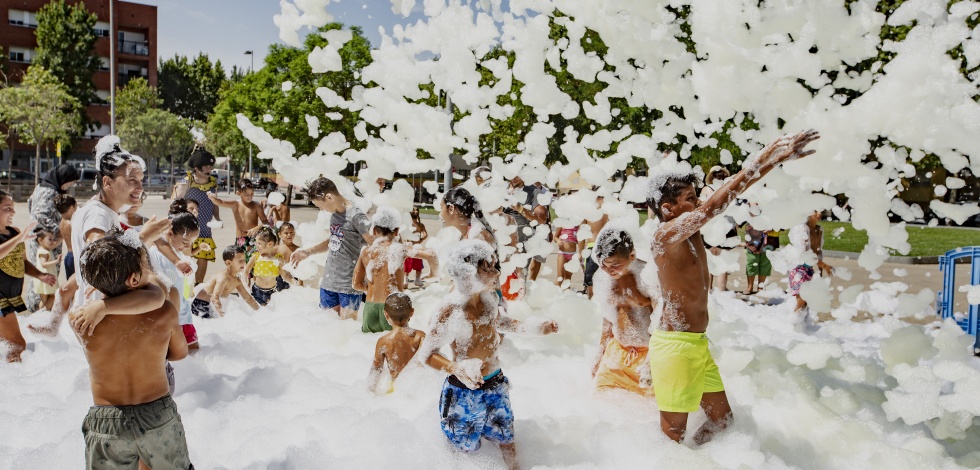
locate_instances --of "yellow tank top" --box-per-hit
[252,255,281,278]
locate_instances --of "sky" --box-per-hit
[138,0,426,74]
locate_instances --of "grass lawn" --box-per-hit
[423,205,976,257]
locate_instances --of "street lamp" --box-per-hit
[244,50,254,181]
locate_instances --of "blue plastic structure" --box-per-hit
[936,246,980,352]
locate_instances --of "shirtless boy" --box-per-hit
[420,239,558,470]
[55,194,77,279]
[647,130,819,444]
[192,245,260,318]
[353,206,406,333]
[368,292,425,394]
[209,179,268,248]
[73,233,193,469]
[591,227,656,398]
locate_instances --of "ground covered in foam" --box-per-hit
[2,282,979,469]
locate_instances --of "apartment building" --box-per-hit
[0,0,157,168]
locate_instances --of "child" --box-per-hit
[352,206,406,333]
[73,233,193,469]
[279,222,300,253]
[245,226,289,306]
[265,189,290,226]
[743,223,771,295]
[419,239,558,470]
[402,207,427,288]
[209,179,269,256]
[0,193,56,362]
[193,245,260,318]
[33,227,63,312]
[368,292,425,394]
[553,224,580,287]
[788,211,833,313]
[55,194,77,279]
[646,130,818,444]
[591,227,656,398]
[149,210,201,350]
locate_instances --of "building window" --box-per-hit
[99,57,111,71]
[8,47,32,64]
[8,9,37,28]
[93,21,110,37]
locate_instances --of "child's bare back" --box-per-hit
[355,240,405,303]
[376,327,425,380]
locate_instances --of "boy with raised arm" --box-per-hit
[646,131,819,445]
[208,179,268,255]
[420,239,558,470]
[73,232,193,469]
[368,292,425,394]
[591,227,656,398]
[352,206,406,333]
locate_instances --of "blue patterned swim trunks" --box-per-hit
[438,370,514,452]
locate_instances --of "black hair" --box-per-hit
[170,212,200,235]
[373,225,396,237]
[237,179,254,192]
[54,194,77,214]
[384,292,413,325]
[254,225,278,244]
[169,198,189,216]
[94,140,142,191]
[0,190,11,203]
[81,229,148,298]
[305,177,340,201]
[647,173,699,221]
[186,199,199,208]
[593,229,634,264]
[444,187,497,249]
[222,244,244,262]
[279,221,294,232]
[187,144,216,170]
[33,226,59,241]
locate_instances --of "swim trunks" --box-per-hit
[361,301,392,333]
[596,339,655,398]
[403,257,424,273]
[649,330,725,413]
[181,324,198,347]
[319,289,362,311]
[82,394,194,470]
[745,251,772,277]
[64,251,75,279]
[191,298,216,318]
[439,371,514,452]
[789,264,815,295]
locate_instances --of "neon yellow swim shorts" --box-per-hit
[649,330,725,413]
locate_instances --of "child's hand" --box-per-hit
[247,225,262,237]
[19,221,38,242]
[540,320,558,335]
[199,243,212,252]
[290,249,309,265]
[817,261,834,277]
[140,216,171,243]
[69,301,108,337]
[452,358,484,390]
[39,273,56,286]
[176,260,193,275]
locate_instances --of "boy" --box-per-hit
[54,194,77,279]
[368,292,425,394]
[352,206,405,333]
[590,227,656,398]
[290,177,374,320]
[193,245,260,318]
[73,232,193,469]
[743,223,771,295]
[788,211,833,313]
[419,239,558,470]
[646,130,818,445]
[208,179,268,255]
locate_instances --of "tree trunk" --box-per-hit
[286,184,294,207]
[35,142,41,187]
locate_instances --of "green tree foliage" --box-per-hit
[33,0,100,134]
[118,108,194,174]
[206,24,373,168]
[159,53,227,121]
[0,66,78,185]
[116,77,162,124]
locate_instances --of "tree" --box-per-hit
[0,66,78,185]
[116,77,162,124]
[118,108,194,183]
[159,54,226,121]
[33,0,100,136]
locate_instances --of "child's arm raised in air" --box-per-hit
[367,337,388,394]
[352,251,369,293]
[70,281,167,336]
[655,131,819,250]
[207,193,238,208]
[0,221,37,260]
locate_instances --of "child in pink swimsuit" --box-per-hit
[554,226,579,287]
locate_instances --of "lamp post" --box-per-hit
[245,50,253,181]
[109,0,116,134]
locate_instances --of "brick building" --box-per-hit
[1,0,157,170]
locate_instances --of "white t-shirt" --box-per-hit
[71,198,120,305]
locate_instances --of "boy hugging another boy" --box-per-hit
[368,292,425,394]
[74,231,193,469]
[420,239,558,470]
[646,131,818,445]
[353,206,406,333]
[590,227,656,398]
[192,245,260,318]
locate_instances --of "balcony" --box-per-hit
[7,19,37,29]
[117,39,149,56]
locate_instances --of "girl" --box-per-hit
[402,207,428,288]
[34,228,63,311]
[553,224,580,287]
[246,227,289,306]
[0,192,56,362]
[149,208,201,350]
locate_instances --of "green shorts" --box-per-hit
[649,330,725,413]
[745,251,772,276]
[82,394,193,469]
[361,301,392,333]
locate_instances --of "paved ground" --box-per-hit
[16,193,974,316]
